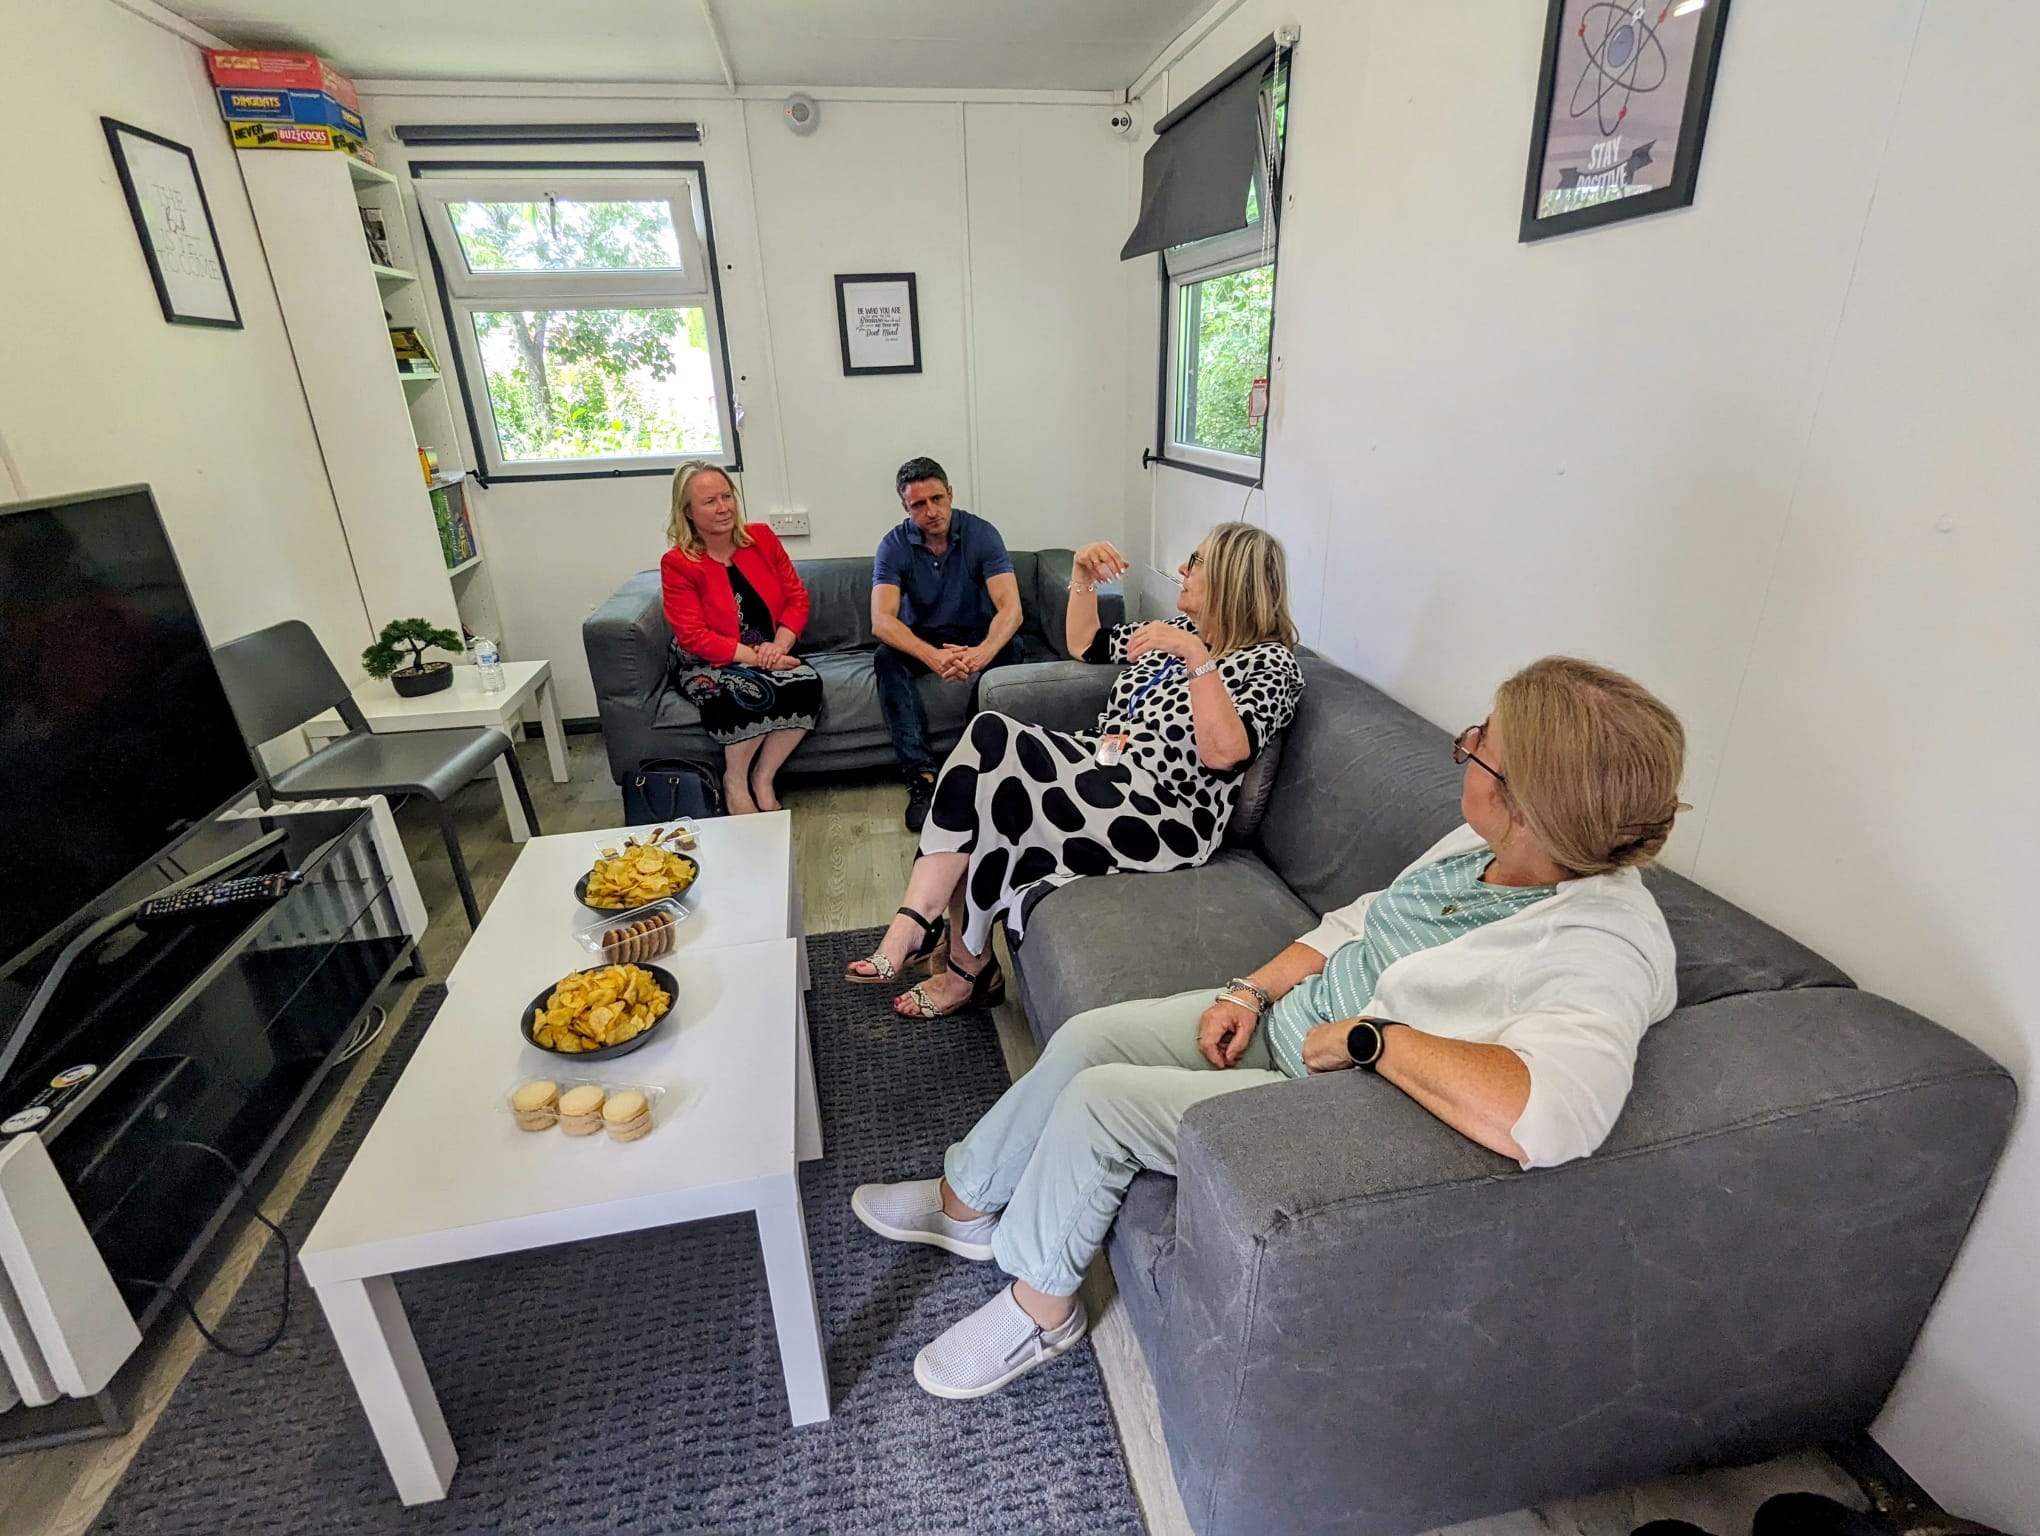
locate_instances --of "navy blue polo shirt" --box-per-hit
[872,507,1015,634]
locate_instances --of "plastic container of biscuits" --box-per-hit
[573,897,689,965]
[501,1077,668,1141]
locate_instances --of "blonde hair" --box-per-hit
[1491,656,1688,876]
[666,461,754,558]
[1195,521,1298,658]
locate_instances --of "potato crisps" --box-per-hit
[583,845,696,909]
[531,965,671,1053]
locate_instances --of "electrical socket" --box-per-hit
[767,509,811,536]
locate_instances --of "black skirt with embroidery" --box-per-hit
[672,561,821,745]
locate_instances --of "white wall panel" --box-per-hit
[1130,1,2038,1520]
[0,0,371,662]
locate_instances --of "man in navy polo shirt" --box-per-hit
[872,456,1025,831]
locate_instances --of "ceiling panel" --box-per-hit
[165,0,1206,90]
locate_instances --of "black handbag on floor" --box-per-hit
[622,759,724,822]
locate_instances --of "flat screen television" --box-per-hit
[0,485,257,974]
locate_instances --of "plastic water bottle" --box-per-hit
[474,637,505,693]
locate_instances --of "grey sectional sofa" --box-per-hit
[976,655,2015,1536]
[581,548,1121,784]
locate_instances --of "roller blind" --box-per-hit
[1119,44,1275,262]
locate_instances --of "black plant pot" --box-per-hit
[390,661,454,698]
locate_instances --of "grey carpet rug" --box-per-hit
[92,930,1143,1534]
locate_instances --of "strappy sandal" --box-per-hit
[896,954,1007,1019]
[845,906,948,984]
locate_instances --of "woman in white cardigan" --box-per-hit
[852,655,1690,1400]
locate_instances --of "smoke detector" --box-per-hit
[783,93,820,136]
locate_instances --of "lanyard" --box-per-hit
[1117,657,1182,722]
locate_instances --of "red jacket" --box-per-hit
[660,524,811,667]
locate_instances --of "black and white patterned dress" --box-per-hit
[921,615,1303,954]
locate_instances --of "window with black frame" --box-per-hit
[1122,45,1291,483]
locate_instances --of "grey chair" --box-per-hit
[211,620,539,929]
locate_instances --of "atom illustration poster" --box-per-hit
[1520,0,1731,241]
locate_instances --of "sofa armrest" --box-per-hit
[978,659,1121,736]
[1148,987,2015,1534]
[582,571,670,784]
[1032,549,1125,659]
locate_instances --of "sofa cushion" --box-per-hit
[801,649,976,751]
[791,558,877,653]
[1221,729,1285,847]
[1254,658,1465,916]
[1011,848,1318,1044]
[1642,866,1855,1004]
[1105,1171,1177,1339]
[1005,549,1041,650]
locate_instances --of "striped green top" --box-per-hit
[1265,850,1557,1078]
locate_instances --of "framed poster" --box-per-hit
[835,273,921,376]
[1519,0,1732,243]
[101,118,242,328]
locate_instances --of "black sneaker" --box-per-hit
[904,773,936,833]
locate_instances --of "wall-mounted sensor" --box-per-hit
[1108,107,1137,137]
[784,93,820,136]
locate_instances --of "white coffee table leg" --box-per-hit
[537,675,569,783]
[315,1274,458,1504]
[492,725,532,843]
[756,1180,830,1425]
[795,995,823,1163]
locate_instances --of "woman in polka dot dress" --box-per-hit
[846,521,1303,1018]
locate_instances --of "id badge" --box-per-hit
[1094,732,1128,767]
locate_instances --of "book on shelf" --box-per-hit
[359,206,394,267]
[389,325,435,373]
[430,483,477,568]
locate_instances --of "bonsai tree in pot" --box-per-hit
[362,618,465,697]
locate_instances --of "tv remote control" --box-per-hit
[137,871,303,923]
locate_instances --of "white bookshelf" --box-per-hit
[238,150,500,647]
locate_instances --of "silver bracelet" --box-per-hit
[1223,977,1272,1014]
[1071,581,1098,594]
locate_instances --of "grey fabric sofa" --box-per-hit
[977,656,2015,1536]
[581,549,1121,783]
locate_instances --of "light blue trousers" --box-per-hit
[942,989,1286,1296]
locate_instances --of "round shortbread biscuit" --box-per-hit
[514,1109,556,1132]
[558,1085,605,1118]
[559,1114,603,1137]
[602,1089,649,1124]
[606,1115,652,1143]
[511,1080,559,1113]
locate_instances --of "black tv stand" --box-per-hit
[0,806,416,1454]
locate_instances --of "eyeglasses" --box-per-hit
[1453,722,1505,785]
[1184,551,1205,570]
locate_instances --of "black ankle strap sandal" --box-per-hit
[845,907,948,984]
[896,954,1007,1019]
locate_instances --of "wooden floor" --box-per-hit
[0,737,1863,1536]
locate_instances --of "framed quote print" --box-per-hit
[1519,0,1732,242]
[101,118,242,327]
[834,273,921,376]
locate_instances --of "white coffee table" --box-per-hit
[304,659,567,842]
[448,813,807,996]
[301,816,825,1506]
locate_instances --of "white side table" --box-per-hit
[305,659,568,842]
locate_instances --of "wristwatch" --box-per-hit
[1344,1017,1404,1073]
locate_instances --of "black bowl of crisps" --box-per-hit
[521,963,679,1061]
[576,849,700,913]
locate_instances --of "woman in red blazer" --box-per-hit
[661,463,821,814]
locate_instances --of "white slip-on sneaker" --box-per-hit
[851,1178,998,1261]
[913,1284,1088,1400]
